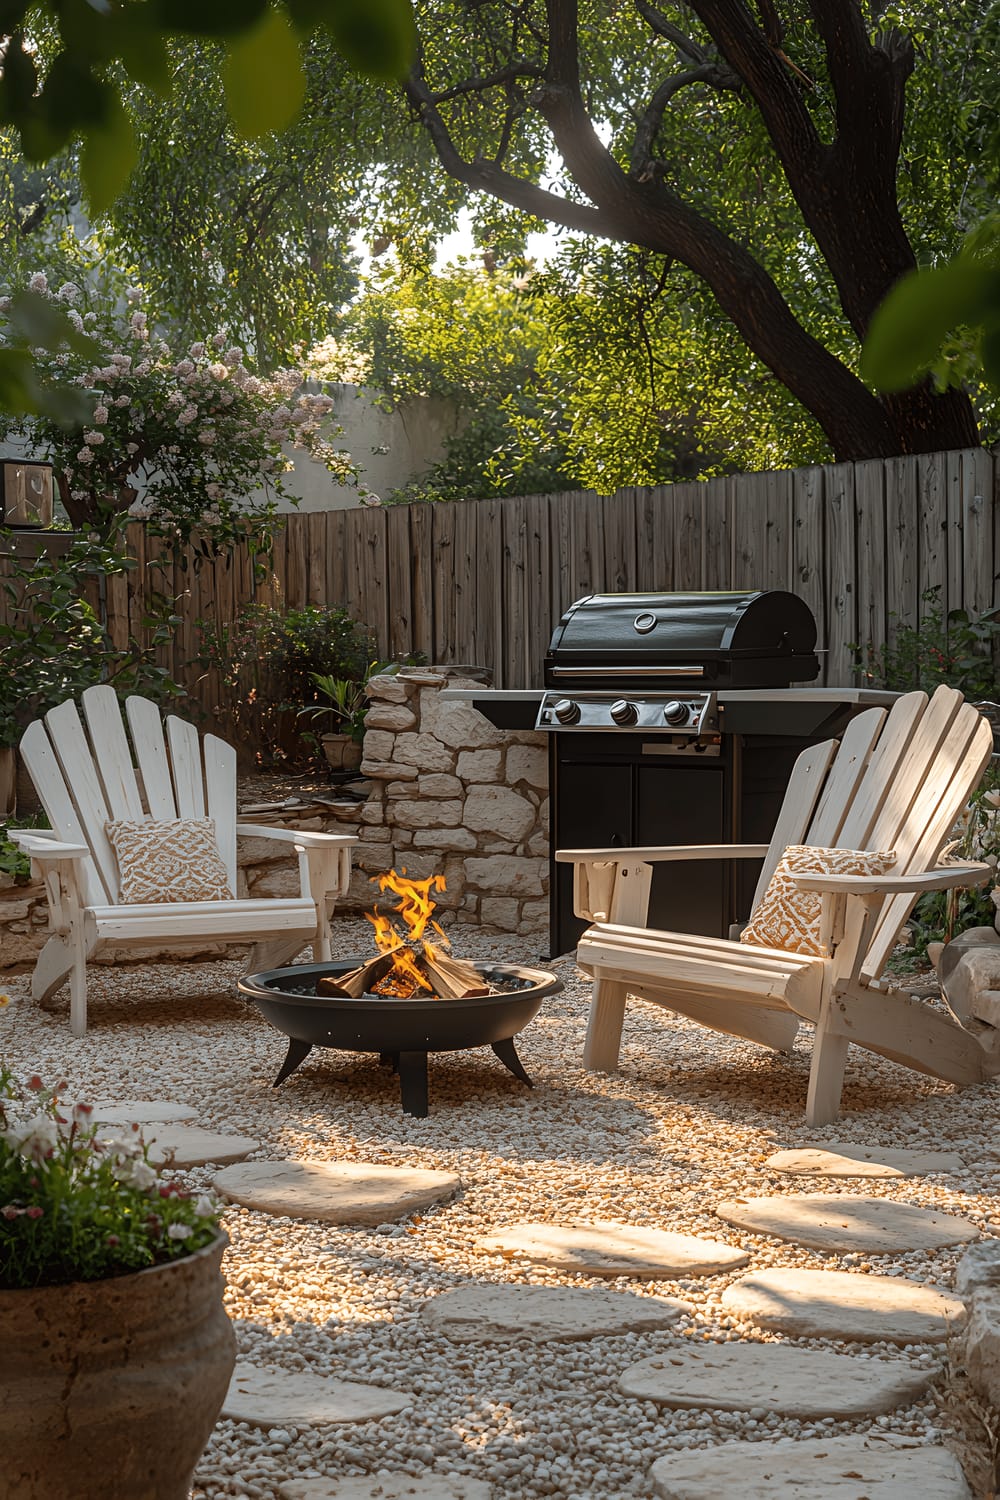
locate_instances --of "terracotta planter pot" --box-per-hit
[321,732,364,772]
[0,1232,236,1500]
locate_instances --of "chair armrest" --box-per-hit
[790,862,992,896]
[8,833,89,860]
[236,824,358,849]
[555,843,770,864]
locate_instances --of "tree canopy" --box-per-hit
[401,0,998,460]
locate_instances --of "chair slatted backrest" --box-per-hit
[18,689,239,906]
[749,687,993,983]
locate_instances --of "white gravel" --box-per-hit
[2,917,997,1498]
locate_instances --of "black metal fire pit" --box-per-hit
[238,959,562,1116]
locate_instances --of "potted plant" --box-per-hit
[299,661,399,771]
[0,1066,236,1499]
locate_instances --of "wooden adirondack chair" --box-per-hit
[556,685,1000,1124]
[10,686,357,1036]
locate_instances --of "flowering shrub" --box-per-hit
[0,272,364,548]
[0,1064,222,1288]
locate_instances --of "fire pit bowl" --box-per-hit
[238,959,563,1116]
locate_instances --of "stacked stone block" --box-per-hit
[356,670,549,934]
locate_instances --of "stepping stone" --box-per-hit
[714,1194,978,1253]
[651,1434,971,1497]
[90,1099,198,1124]
[619,1343,937,1417]
[124,1123,258,1168]
[280,1479,492,1500]
[477,1221,748,1278]
[767,1146,966,1178]
[721,1268,966,1343]
[421,1285,691,1343]
[222,1362,409,1427]
[213,1160,461,1225]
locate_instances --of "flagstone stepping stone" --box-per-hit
[213,1160,461,1225]
[421,1284,691,1342]
[222,1363,409,1427]
[91,1099,198,1124]
[477,1221,749,1278]
[122,1123,258,1168]
[650,1435,971,1497]
[714,1194,978,1253]
[767,1146,966,1178]
[280,1479,492,1500]
[619,1343,937,1417]
[721,1268,966,1343]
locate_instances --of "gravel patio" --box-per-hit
[3,918,997,1499]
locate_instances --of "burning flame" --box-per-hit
[367,869,450,997]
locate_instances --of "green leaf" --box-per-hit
[325,0,416,80]
[861,262,1000,391]
[981,324,1000,390]
[80,102,139,216]
[110,20,173,95]
[7,291,101,362]
[0,348,42,415]
[223,9,306,137]
[40,53,110,132]
[157,0,268,36]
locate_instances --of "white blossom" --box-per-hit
[198,430,216,446]
[56,281,81,304]
[28,272,48,292]
[189,342,206,359]
[77,447,94,464]
[194,1195,217,1217]
[83,430,105,446]
[167,1222,193,1240]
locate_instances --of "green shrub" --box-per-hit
[853,586,1000,700]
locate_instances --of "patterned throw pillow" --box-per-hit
[105,817,233,904]
[740,844,896,956]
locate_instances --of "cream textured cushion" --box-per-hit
[106,817,233,904]
[740,844,896,956]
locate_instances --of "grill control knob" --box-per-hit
[610,698,639,726]
[662,699,689,725]
[553,697,581,724]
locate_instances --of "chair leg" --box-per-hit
[312,899,333,963]
[246,937,309,974]
[583,975,629,1072]
[68,926,88,1038]
[31,935,75,1009]
[806,1025,850,1126]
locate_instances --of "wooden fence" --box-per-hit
[4,447,998,729]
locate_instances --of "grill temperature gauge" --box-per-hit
[662,699,689,725]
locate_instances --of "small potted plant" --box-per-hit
[0,1065,236,1499]
[299,661,397,771]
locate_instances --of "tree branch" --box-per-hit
[631,64,739,176]
[429,61,546,105]
[403,57,610,238]
[633,0,709,64]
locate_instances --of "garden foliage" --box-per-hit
[0,1066,222,1289]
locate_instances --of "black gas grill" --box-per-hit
[445,589,893,956]
[534,591,885,955]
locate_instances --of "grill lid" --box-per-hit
[545,590,819,688]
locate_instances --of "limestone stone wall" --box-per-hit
[0,668,550,971]
[354,669,549,934]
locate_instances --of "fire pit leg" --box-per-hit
[272,1037,313,1087]
[491,1037,533,1088]
[397,1051,429,1117]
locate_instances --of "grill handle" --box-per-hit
[548,664,705,678]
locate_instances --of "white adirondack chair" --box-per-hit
[10,686,357,1036]
[556,685,1000,1124]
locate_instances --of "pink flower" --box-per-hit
[25,1206,43,1220]
[189,342,206,359]
[1,1205,19,1220]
